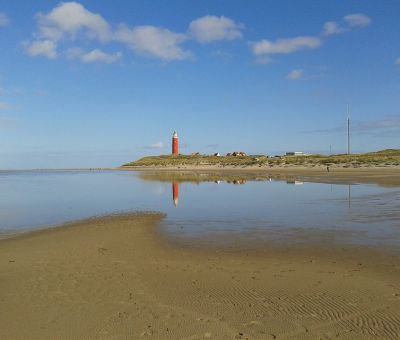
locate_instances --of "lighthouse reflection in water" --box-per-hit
[153,172,400,248]
[172,182,179,207]
[170,178,247,208]
[1,170,400,248]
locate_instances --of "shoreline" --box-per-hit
[1,213,400,338]
[3,165,400,186]
[121,165,400,186]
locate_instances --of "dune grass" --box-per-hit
[122,149,400,168]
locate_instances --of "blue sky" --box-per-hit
[0,0,399,169]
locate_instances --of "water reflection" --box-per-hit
[142,171,399,244]
[1,170,400,248]
[172,182,179,207]
[160,175,360,244]
[348,184,352,210]
[143,171,346,208]
[137,170,400,247]
[139,171,270,184]
[286,180,304,185]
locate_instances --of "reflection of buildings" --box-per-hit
[286,180,304,185]
[227,179,246,185]
[170,178,250,207]
[172,181,179,207]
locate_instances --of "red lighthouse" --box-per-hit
[172,131,179,156]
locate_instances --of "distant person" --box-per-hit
[326,165,330,172]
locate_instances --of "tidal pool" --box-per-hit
[1,170,399,247]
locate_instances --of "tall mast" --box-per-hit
[347,104,350,155]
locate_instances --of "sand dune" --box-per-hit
[1,214,400,339]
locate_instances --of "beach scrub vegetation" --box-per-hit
[123,149,400,168]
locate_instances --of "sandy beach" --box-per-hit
[3,1,399,338]
[1,213,400,339]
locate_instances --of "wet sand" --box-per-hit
[1,214,400,339]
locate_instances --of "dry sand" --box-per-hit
[1,214,400,339]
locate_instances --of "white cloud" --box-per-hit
[0,13,10,27]
[25,3,246,63]
[251,36,321,56]
[25,40,58,59]
[115,25,191,61]
[25,2,112,61]
[67,47,122,63]
[343,13,371,28]
[252,13,371,63]
[322,14,371,36]
[144,142,165,149]
[36,1,111,42]
[81,49,121,64]
[286,69,304,80]
[322,21,346,36]
[188,15,243,43]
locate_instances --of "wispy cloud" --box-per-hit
[304,117,400,136]
[114,25,190,61]
[0,102,14,111]
[286,69,304,80]
[395,58,400,65]
[0,13,10,27]
[343,13,371,28]
[322,21,346,36]
[251,36,321,56]
[143,142,165,149]
[286,66,328,81]
[67,47,122,63]
[322,13,371,36]
[188,15,243,43]
[252,12,371,64]
[24,39,58,59]
[251,36,322,65]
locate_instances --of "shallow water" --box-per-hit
[1,170,400,247]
